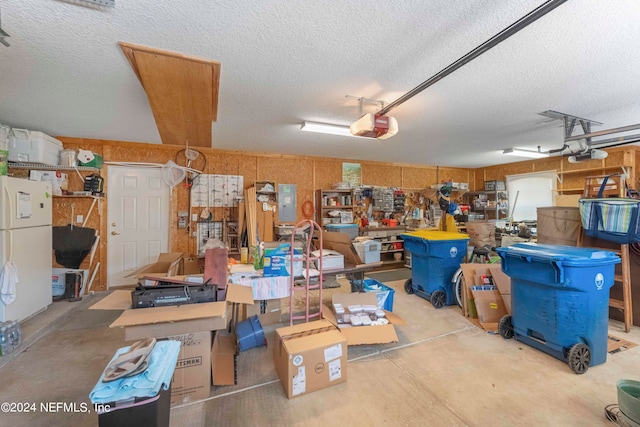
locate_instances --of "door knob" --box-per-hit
[111,231,120,235]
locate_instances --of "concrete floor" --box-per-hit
[0,274,639,427]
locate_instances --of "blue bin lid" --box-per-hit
[326,223,357,229]
[402,230,470,241]
[496,243,620,266]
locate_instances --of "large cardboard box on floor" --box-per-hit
[274,320,347,399]
[322,292,406,345]
[90,283,254,405]
[125,252,183,284]
[460,264,510,332]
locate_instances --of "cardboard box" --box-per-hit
[460,264,511,319]
[353,240,381,264]
[126,252,183,283]
[166,330,212,404]
[471,287,507,332]
[323,293,406,345]
[262,243,303,277]
[245,298,282,326]
[90,283,255,405]
[322,231,364,265]
[273,320,347,399]
[211,332,237,386]
[29,170,68,195]
[181,254,201,275]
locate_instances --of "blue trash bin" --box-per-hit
[496,243,620,374]
[402,230,469,308]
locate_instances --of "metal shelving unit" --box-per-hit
[8,162,99,172]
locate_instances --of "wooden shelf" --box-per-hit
[53,194,104,199]
[557,165,630,176]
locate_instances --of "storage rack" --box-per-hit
[315,188,355,226]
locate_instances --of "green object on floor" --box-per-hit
[617,379,640,423]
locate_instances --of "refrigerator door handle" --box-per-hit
[4,181,12,231]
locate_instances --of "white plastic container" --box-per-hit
[347,304,363,314]
[8,128,63,165]
[353,240,382,264]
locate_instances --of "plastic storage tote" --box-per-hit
[496,243,620,374]
[402,230,469,308]
[362,278,395,311]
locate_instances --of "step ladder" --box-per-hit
[289,220,323,325]
[577,230,633,332]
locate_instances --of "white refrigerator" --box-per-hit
[0,176,53,322]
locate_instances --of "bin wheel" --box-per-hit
[404,279,414,294]
[453,272,464,308]
[567,343,591,375]
[498,315,514,340]
[431,290,446,309]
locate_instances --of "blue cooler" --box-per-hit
[496,243,620,373]
[402,230,469,308]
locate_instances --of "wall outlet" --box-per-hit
[192,213,198,222]
[76,215,84,223]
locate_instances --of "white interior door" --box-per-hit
[107,166,170,287]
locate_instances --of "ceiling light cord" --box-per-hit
[377,0,568,116]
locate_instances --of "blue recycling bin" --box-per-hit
[496,243,620,373]
[402,230,469,308]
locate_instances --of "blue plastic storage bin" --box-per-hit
[496,243,620,373]
[362,278,395,311]
[237,315,265,352]
[402,231,469,308]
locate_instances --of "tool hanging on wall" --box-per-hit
[175,146,206,187]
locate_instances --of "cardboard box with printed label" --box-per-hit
[29,170,68,195]
[166,330,212,404]
[90,283,254,405]
[262,243,303,277]
[322,292,406,345]
[273,320,348,399]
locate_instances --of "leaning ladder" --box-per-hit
[289,219,323,325]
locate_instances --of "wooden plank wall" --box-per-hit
[53,137,639,292]
[55,138,469,291]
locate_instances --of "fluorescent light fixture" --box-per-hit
[502,148,549,159]
[300,121,353,137]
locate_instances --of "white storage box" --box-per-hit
[311,249,344,270]
[30,170,68,195]
[8,128,63,165]
[353,240,381,264]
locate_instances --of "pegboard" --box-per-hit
[191,174,243,208]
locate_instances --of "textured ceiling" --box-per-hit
[2,0,640,168]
